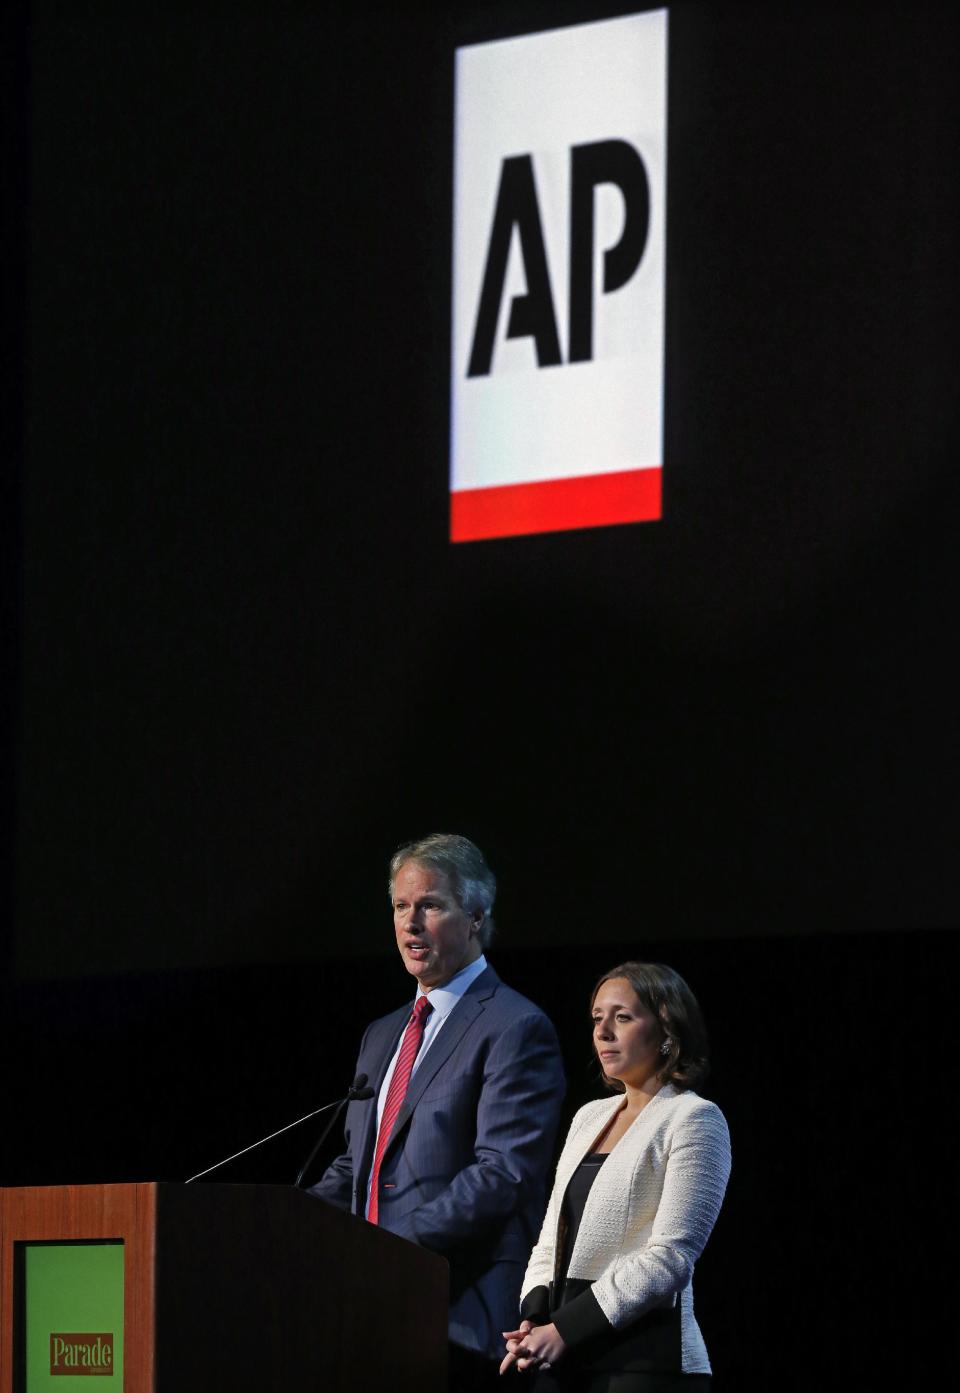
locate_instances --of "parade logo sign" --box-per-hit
[50,1332,115,1375]
[451,10,667,541]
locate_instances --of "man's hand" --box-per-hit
[499,1320,566,1375]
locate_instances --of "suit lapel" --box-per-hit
[383,966,498,1154]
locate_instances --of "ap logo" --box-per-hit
[450,11,667,541]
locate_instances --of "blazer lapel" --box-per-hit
[557,1097,624,1196]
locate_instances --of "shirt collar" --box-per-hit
[416,953,488,1021]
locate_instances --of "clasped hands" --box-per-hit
[499,1319,566,1375]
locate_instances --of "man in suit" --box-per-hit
[309,833,565,1374]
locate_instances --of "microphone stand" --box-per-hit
[293,1078,374,1188]
[185,1076,371,1185]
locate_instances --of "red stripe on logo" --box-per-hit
[450,467,662,542]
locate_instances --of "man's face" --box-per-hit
[392,860,482,991]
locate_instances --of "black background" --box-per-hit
[2,2,958,1387]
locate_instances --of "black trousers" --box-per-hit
[448,1341,503,1393]
[531,1370,711,1393]
[447,1341,712,1393]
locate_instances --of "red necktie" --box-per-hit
[367,995,432,1225]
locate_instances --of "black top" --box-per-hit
[557,1152,608,1294]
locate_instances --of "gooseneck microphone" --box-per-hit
[185,1073,374,1185]
[293,1073,375,1189]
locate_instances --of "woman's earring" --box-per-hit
[659,1038,672,1057]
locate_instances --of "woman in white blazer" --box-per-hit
[501,962,731,1393]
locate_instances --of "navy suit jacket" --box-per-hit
[309,965,565,1358]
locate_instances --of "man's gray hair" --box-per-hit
[388,833,497,949]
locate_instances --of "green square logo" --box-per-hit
[22,1244,124,1389]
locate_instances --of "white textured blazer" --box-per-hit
[521,1084,731,1374]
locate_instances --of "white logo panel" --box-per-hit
[451,11,667,540]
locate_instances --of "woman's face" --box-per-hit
[592,977,663,1090]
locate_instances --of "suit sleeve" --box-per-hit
[308,1149,353,1210]
[388,1008,565,1252]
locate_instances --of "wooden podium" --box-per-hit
[0,1182,448,1391]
